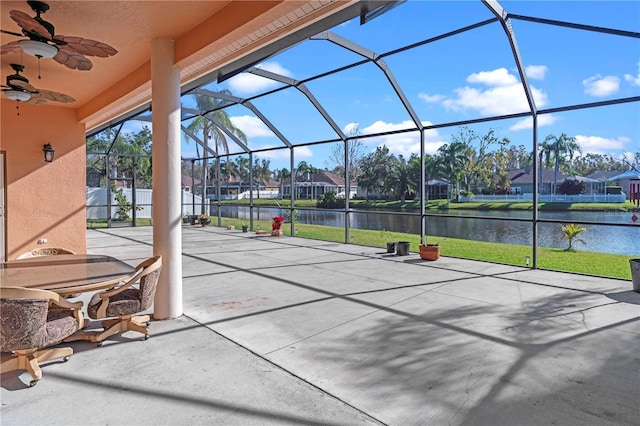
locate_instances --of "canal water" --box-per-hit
[217,206,640,256]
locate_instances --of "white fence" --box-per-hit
[86,187,203,219]
[459,193,627,203]
[207,190,280,200]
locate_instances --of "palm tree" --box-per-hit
[436,142,466,201]
[182,90,247,211]
[253,157,271,198]
[234,156,251,192]
[220,158,239,198]
[543,133,581,195]
[395,155,414,203]
[561,223,587,251]
[274,168,290,198]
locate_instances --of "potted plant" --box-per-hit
[255,224,269,235]
[241,222,249,233]
[396,241,410,256]
[419,237,442,261]
[182,214,189,224]
[198,214,211,226]
[380,229,395,253]
[630,258,640,292]
[272,216,284,236]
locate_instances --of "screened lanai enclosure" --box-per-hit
[86,0,640,279]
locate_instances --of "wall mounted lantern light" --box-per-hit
[43,143,55,162]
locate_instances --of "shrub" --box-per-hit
[558,179,586,195]
[317,191,345,209]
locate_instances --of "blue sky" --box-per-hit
[147,1,640,173]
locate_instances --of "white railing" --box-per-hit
[207,190,281,200]
[86,187,203,219]
[459,193,627,203]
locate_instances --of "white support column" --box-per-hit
[151,38,182,319]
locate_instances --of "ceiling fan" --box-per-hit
[0,1,117,74]
[2,63,75,114]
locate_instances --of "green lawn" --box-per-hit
[87,212,635,280]
[200,217,634,280]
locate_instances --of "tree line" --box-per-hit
[87,91,638,202]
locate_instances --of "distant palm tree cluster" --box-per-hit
[88,92,637,206]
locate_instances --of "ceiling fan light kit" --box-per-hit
[18,39,58,58]
[1,0,118,80]
[2,63,75,114]
[3,89,31,102]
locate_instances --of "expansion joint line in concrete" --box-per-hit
[182,313,389,426]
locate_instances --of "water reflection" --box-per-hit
[217,206,639,256]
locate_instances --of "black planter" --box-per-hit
[188,215,198,225]
[386,242,396,253]
[242,226,248,233]
[631,259,640,292]
[396,241,410,256]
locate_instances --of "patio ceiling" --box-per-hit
[1,0,389,131]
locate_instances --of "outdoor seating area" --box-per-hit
[0,252,164,384]
[1,226,638,425]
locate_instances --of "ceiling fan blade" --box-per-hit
[9,10,52,39]
[0,29,24,37]
[26,93,48,105]
[0,41,22,55]
[53,46,93,71]
[9,79,37,93]
[30,89,75,104]
[54,35,118,58]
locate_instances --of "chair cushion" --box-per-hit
[139,269,161,311]
[0,300,79,351]
[87,288,142,319]
[0,299,48,351]
[44,309,79,347]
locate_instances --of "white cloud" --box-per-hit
[227,62,293,95]
[121,120,150,135]
[574,135,630,155]
[342,122,360,135]
[418,93,445,103]
[583,75,620,97]
[443,84,548,116]
[440,67,548,116]
[624,61,640,86]
[509,114,558,131]
[525,65,547,80]
[229,115,274,138]
[467,68,518,86]
[360,120,446,156]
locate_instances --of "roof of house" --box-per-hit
[509,168,566,184]
[181,176,201,186]
[282,170,350,186]
[607,170,640,181]
[563,175,602,183]
[586,170,622,180]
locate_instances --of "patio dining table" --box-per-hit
[0,254,135,296]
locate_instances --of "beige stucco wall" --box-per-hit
[1,98,87,260]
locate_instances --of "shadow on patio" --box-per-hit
[1,226,638,426]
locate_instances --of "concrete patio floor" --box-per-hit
[2,226,639,425]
